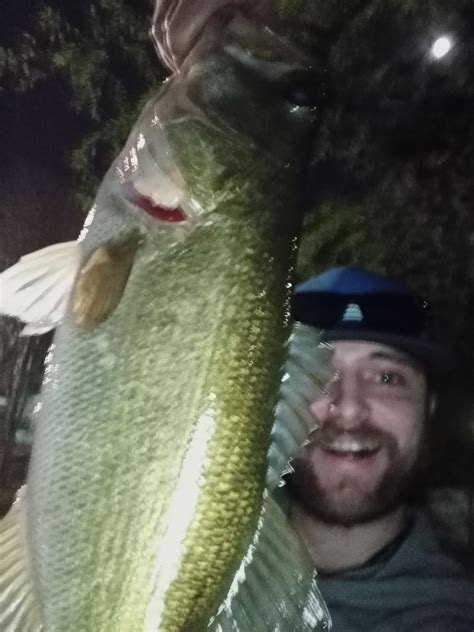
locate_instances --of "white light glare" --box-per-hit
[431,36,453,59]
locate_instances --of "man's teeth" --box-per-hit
[324,439,379,453]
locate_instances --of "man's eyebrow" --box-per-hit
[368,350,421,371]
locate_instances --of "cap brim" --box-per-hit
[320,328,455,375]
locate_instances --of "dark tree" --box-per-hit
[1,0,473,513]
[1,0,164,201]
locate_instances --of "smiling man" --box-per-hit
[288,266,474,631]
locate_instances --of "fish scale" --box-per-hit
[151,230,293,630]
[25,161,302,631]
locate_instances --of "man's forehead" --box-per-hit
[329,340,422,371]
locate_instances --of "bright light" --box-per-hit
[431,36,453,59]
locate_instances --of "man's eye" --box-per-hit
[375,372,403,386]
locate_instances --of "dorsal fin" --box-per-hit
[267,323,334,489]
[208,491,332,631]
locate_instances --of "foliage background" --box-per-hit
[1,0,473,509]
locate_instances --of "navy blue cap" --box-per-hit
[292,267,454,375]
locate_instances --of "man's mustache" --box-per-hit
[308,422,393,449]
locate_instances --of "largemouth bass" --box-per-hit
[0,9,332,632]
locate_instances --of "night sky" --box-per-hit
[0,81,84,267]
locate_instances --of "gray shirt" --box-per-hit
[317,512,474,631]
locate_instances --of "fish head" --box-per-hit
[71,12,324,331]
[86,23,322,250]
[180,13,323,162]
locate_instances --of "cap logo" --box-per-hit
[342,303,363,322]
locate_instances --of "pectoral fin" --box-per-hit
[0,241,81,335]
[208,491,332,631]
[0,487,43,632]
[72,234,141,329]
[266,323,334,489]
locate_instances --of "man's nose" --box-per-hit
[311,373,369,428]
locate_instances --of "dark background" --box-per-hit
[0,1,473,560]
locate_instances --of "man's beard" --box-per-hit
[285,422,429,527]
